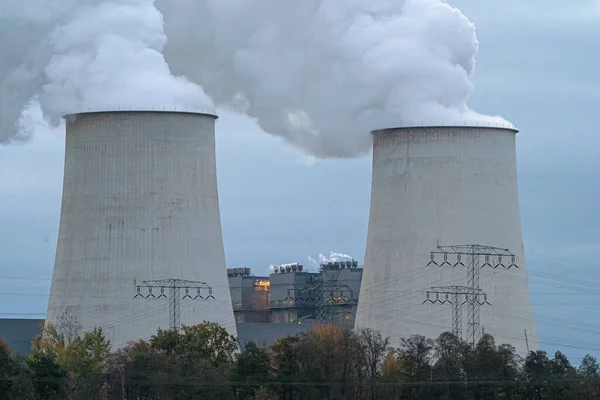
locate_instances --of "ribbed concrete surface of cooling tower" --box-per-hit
[46,111,236,347]
[355,125,537,355]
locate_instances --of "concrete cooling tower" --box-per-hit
[46,110,237,347]
[355,125,537,355]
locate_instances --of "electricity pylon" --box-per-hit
[285,264,359,326]
[134,279,214,330]
[423,285,489,339]
[427,244,518,346]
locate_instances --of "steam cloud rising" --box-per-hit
[309,252,355,267]
[1,0,511,157]
[0,0,212,144]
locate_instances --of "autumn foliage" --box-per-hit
[0,322,599,399]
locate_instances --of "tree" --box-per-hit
[0,340,17,398]
[379,350,402,400]
[469,334,497,399]
[63,328,111,372]
[26,345,67,400]
[181,322,238,366]
[433,332,471,399]
[108,324,238,400]
[62,328,111,399]
[357,328,389,400]
[270,336,301,400]
[34,324,68,363]
[522,350,552,400]
[576,355,600,399]
[494,343,522,399]
[103,340,154,399]
[291,324,364,400]
[396,335,434,400]
[579,354,599,376]
[233,342,271,399]
[548,351,576,400]
[56,307,83,343]
[149,328,181,354]
[253,386,278,400]
[13,320,600,398]
[7,362,36,400]
[150,322,238,367]
[27,325,111,399]
[175,351,235,400]
[78,328,111,370]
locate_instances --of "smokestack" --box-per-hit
[355,125,537,355]
[46,110,236,347]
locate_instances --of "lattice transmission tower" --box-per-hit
[134,279,214,330]
[423,285,489,339]
[426,244,518,346]
[285,261,359,326]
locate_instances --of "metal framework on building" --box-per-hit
[284,262,360,326]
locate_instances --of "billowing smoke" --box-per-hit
[0,0,211,144]
[158,0,512,157]
[317,252,355,263]
[1,0,511,157]
[307,256,320,271]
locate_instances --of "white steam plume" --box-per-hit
[158,0,513,157]
[2,0,511,157]
[0,0,212,144]
[307,256,320,271]
[317,252,355,263]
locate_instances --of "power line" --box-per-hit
[426,244,518,346]
[423,285,489,339]
[286,262,359,326]
[134,279,214,330]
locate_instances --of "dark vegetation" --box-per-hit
[1,322,599,399]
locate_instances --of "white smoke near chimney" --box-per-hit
[331,252,354,261]
[307,256,320,272]
[158,0,512,157]
[317,252,355,263]
[279,262,300,268]
[2,0,509,157]
[0,0,212,143]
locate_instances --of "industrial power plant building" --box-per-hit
[228,261,363,329]
[45,111,237,348]
[228,267,271,323]
[355,125,538,355]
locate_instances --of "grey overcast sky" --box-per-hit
[1,1,599,362]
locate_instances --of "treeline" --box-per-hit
[1,323,600,400]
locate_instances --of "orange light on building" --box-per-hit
[254,280,271,289]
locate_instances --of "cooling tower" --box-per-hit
[355,125,537,355]
[46,111,237,347]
